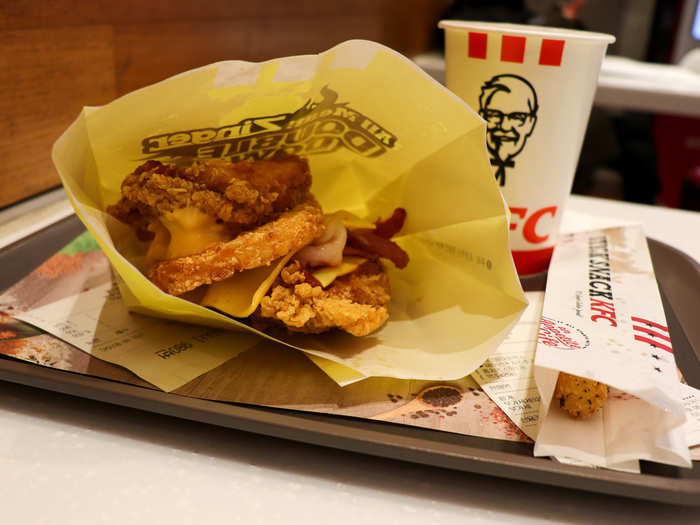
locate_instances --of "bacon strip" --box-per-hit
[346,228,409,269]
[344,208,409,268]
[342,246,378,260]
[374,207,406,238]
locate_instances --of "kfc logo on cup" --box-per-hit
[478,74,538,186]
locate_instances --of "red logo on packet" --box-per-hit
[631,316,673,354]
[467,32,565,66]
[538,317,590,350]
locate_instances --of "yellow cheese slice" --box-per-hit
[200,252,294,318]
[311,256,367,288]
[327,210,375,230]
[160,207,230,259]
[145,220,170,267]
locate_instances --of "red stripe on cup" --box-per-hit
[539,39,565,66]
[501,35,526,63]
[468,32,488,59]
[511,247,554,276]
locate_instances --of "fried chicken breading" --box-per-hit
[149,196,324,296]
[106,196,158,241]
[255,259,391,336]
[107,155,407,337]
[554,371,609,419]
[107,155,312,238]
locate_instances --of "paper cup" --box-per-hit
[439,21,614,275]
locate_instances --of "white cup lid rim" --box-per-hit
[438,20,616,44]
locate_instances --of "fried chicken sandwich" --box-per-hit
[107,154,408,336]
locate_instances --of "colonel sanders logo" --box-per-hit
[478,74,538,186]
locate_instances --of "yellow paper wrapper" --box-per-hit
[52,40,527,381]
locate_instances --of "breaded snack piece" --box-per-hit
[255,259,391,336]
[554,372,608,419]
[149,196,324,296]
[107,155,312,239]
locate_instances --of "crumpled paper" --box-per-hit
[52,40,526,382]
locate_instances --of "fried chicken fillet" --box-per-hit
[150,197,323,296]
[255,259,392,337]
[107,155,323,295]
[108,155,314,240]
[107,155,408,337]
[252,208,408,337]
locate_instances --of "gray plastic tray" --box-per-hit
[1,214,699,505]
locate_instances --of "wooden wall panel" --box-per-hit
[0,25,117,208]
[113,16,386,94]
[0,1,384,29]
[0,1,449,209]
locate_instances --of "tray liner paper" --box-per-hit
[533,225,691,468]
[1,231,532,446]
[6,227,700,468]
[51,40,526,382]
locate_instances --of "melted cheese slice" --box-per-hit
[185,209,372,317]
[160,207,230,259]
[200,252,294,318]
[145,220,171,267]
[311,255,366,288]
[201,254,367,317]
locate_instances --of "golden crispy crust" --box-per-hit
[148,197,324,296]
[107,156,312,237]
[554,372,608,419]
[105,198,156,241]
[255,260,392,336]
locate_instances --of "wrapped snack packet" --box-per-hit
[533,225,691,468]
[52,40,527,382]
